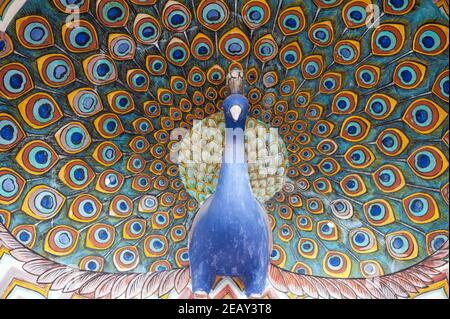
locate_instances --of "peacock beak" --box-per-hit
[230,105,242,122]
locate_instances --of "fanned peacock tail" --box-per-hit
[0,0,448,282]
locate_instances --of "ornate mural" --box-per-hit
[0,0,448,299]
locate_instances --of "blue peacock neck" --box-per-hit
[215,94,253,197]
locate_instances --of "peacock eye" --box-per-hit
[309,21,334,47]
[22,186,66,221]
[162,1,192,32]
[407,146,448,179]
[109,34,135,60]
[55,122,91,154]
[0,167,26,206]
[123,219,146,240]
[113,246,139,272]
[68,88,103,117]
[144,235,168,258]
[278,7,306,36]
[219,28,250,62]
[12,225,36,248]
[96,170,124,194]
[0,32,14,58]
[132,174,152,192]
[242,0,270,29]
[62,20,98,53]
[83,54,117,85]
[188,67,206,87]
[342,1,369,28]
[372,165,406,193]
[94,113,124,139]
[386,231,419,260]
[69,194,102,223]
[80,256,104,272]
[263,71,278,88]
[126,69,150,92]
[191,33,214,61]
[371,24,406,56]
[59,159,95,190]
[323,252,351,278]
[0,63,34,99]
[53,0,90,13]
[146,55,167,76]
[426,231,449,255]
[254,34,278,63]
[16,140,59,175]
[279,41,302,70]
[133,14,161,45]
[16,16,53,49]
[0,114,25,152]
[413,24,449,55]
[393,61,426,89]
[197,0,230,31]
[96,0,130,27]
[356,64,381,88]
[109,195,133,218]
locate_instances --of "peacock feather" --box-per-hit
[0,0,448,298]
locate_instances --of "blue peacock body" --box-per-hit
[0,0,448,292]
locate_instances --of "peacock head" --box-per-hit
[223,94,249,129]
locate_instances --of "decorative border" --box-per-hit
[433,0,450,16]
[0,0,25,32]
[0,208,448,299]
[0,0,448,32]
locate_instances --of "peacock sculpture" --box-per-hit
[189,70,272,297]
[0,0,448,299]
